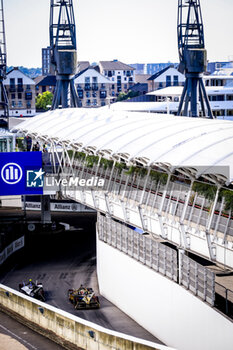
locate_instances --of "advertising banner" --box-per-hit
[0,152,43,196]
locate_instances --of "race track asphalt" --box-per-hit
[0,209,164,345]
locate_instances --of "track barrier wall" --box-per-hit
[0,284,173,350]
[96,235,233,350]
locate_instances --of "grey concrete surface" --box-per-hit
[0,310,66,350]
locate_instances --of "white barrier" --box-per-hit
[0,236,24,265]
[97,235,233,350]
[0,284,173,350]
[23,201,95,213]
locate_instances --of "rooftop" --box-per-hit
[99,60,135,71]
[12,109,233,185]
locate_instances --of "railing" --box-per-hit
[215,282,233,319]
[180,254,215,306]
[63,160,233,238]
[98,213,178,282]
[97,214,216,307]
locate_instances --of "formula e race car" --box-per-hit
[19,280,45,302]
[68,285,100,310]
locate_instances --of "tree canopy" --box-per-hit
[36,91,53,111]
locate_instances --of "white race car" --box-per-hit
[19,280,45,302]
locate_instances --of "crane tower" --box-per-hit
[0,0,8,120]
[50,0,80,109]
[177,0,213,118]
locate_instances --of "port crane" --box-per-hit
[49,0,80,109]
[177,0,213,118]
[0,0,8,122]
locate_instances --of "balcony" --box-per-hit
[99,91,106,99]
[92,84,98,91]
[25,92,32,100]
[84,84,91,91]
[17,86,24,92]
[9,86,16,93]
[77,90,83,99]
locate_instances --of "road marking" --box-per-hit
[0,324,38,350]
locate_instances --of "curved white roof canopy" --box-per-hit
[12,108,233,185]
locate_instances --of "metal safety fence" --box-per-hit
[98,213,178,282]
[215,282,233,319]
[62,160,233,239]
[179,254,215,306]
[97,213,216,307]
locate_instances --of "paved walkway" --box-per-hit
[0,311,65,350]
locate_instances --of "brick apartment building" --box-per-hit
[4,67,36,117]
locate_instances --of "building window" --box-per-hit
[112,84,115,89]
[124,84,127,89]
[166,76,171,87]
[26,84,31,90]
[101,84,105,89]
[18,101,22,107]
[101,101,105,106]
[25,92,32,100]
[93,99,97,106]
[108,71,112,77]
[11,101,15,108]
[227,95,233,101]
[78,90,83,99]
[86,91,90,98]
[18,93,22,99]
[174,75,179,86]
[10,78,15,92]
[27,102,31,108]
[124,77,127,81]
[92,77,97,83]
[84,77,91,90]
[112,91,115,96]
[100,91,106,99]
[77,84,82,89]
[158,82,163,89]
[86,99,91,106]
[11,93,15,100]
[92,92,97,98]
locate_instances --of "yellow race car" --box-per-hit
[68,285,100,310]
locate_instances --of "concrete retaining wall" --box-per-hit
[96,237,233,350]
[0,284,172,350]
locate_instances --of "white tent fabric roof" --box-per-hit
[12,108,233,184]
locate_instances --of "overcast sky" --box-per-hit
[4,0,233,68]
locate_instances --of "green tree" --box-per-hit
[36,91,53,111]
[116,90,139,102]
